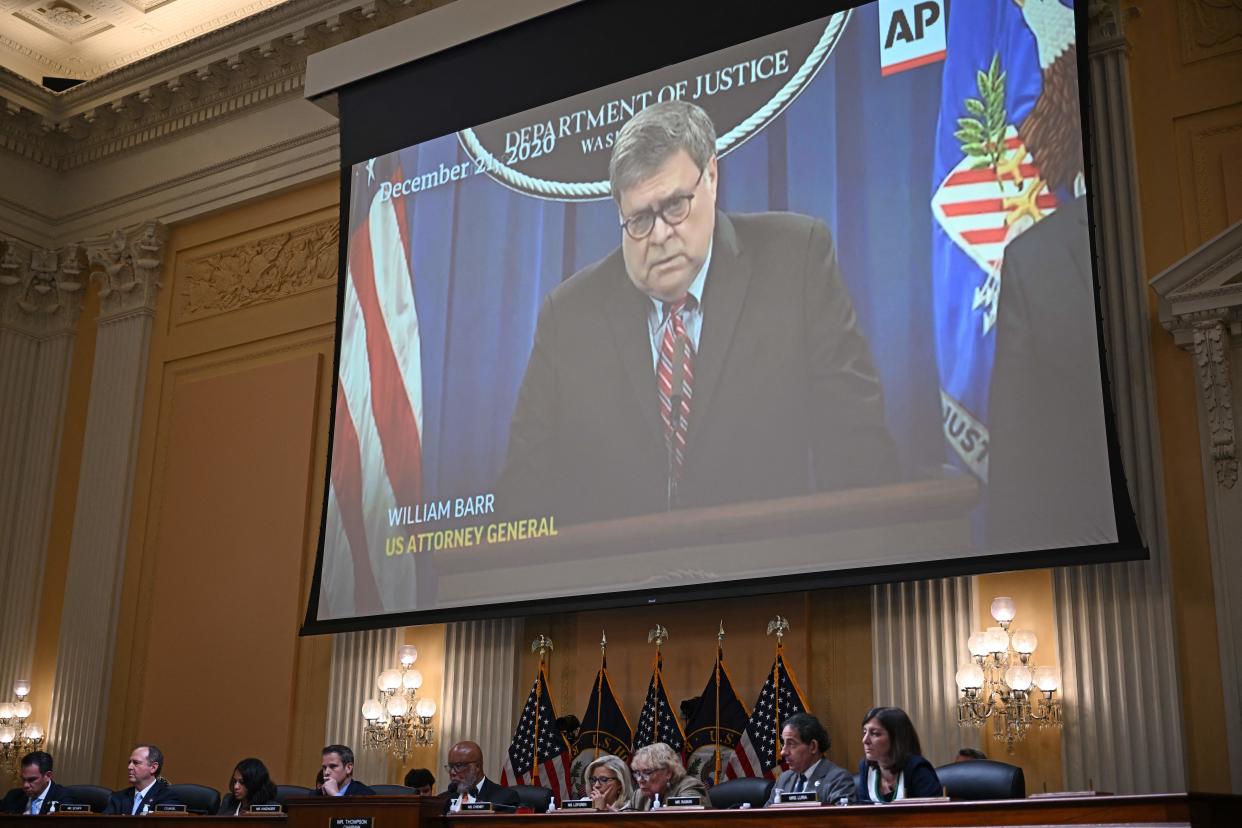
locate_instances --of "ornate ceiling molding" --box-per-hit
[1152,220,1242,489]
[0,0,451,171]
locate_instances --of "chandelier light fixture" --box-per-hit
[360,645,437,762]
[0,680,45,779]
[954,597,1062,750]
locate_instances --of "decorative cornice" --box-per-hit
[87,221,166,320]
[1152,220,1242,491]
[0,0,451,171]
[0,237,88,338]
[1087,0,1128,55]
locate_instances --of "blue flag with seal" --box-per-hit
[931,0,1075,492]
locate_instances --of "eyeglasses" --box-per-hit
[631,768,666,781]
[588,776,618,787]
[620,168,704,241]
[444,761,478,772]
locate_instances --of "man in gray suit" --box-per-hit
[765,712,856,806]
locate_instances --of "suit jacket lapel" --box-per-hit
[605,253,665,446]
[689,212,750,440]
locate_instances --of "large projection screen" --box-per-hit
[304,0,1143,633]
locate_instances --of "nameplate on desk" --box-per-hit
[54,803,91,814]
[664,796,703,809]
[560,800,594,810]
[772,791,819,806]
[153,804,187,813]
[330,817,373,828]
[460,802,493,813]
[249,804,283,813]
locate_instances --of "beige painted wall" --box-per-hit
[1128,0,1242,791]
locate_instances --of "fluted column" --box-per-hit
[46,222,166,784]
[871,577,979,765]
[325,628,401,784]
[0,239,88,701]
[437,619,520,780]
[1051,1,1185,793]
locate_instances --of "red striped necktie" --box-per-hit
[657,296,695,495]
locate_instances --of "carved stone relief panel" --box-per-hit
[1178,0,1242,63]
[1176,103,1242,245]
[172,217,338,325]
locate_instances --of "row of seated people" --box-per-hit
[1,707,1023,816]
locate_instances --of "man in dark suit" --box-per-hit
[102,745,179,814]
[0,751,75,815]
[443,741,519,808]
[496,100,895,526]
[764,713,856,806]
[985,196,1115,552]
[316,745,375,797]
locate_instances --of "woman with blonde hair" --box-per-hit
[582,755,633,811]
[626,743,710,810]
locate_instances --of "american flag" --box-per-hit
[722,646,810,780]
[322,152,425,617]
[500,663,574,802]
[633,654,686,754]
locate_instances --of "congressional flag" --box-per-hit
[684,643,749,785]
[633,653,686,754]
[722,646,810,780]
[577,653,633,760]
[500,662,574,802]
[930,0,1057,487]
[323,153,425,616]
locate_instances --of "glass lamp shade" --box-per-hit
[25,724,43,741]
[13,701,31,719]
[984,626,1010,654]
[361,699,384,721]
[1034,666,1060,692]
[1004,665,1033,691]
[12,680,30,698]
[415,698,437,718]
[990,596,1017,623]
[955,663,984,690]
[967,632,990,657]
[397,644,419,667]
[377,669,402,693]
[385,695,410,718]
[0,703,13,720]
[402,669,423,691]
[0,726,15,744]
[1011,629,1038,655]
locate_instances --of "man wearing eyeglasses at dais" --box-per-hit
[497,99,895,527]
[442,741,520,808]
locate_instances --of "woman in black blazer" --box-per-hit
[218,758,279,815]
[856,707,942,803]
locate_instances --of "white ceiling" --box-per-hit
[0,0,295,85]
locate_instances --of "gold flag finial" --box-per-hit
[600,630,608,656]
[647,624,668,650]
[531,634,554,656]
[766,615,790,642]
[718,620,726,646]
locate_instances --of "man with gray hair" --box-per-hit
[765,712,856,805]
[497,100,894,525]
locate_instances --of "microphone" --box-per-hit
[446,782,459,796]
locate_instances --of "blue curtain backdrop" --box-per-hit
[396,6,961,508]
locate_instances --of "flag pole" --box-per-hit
[767,615,789,767]
[648,624,668,747]
[595,631,607,760]
[530,635,554,786]
[714,620,724,784]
